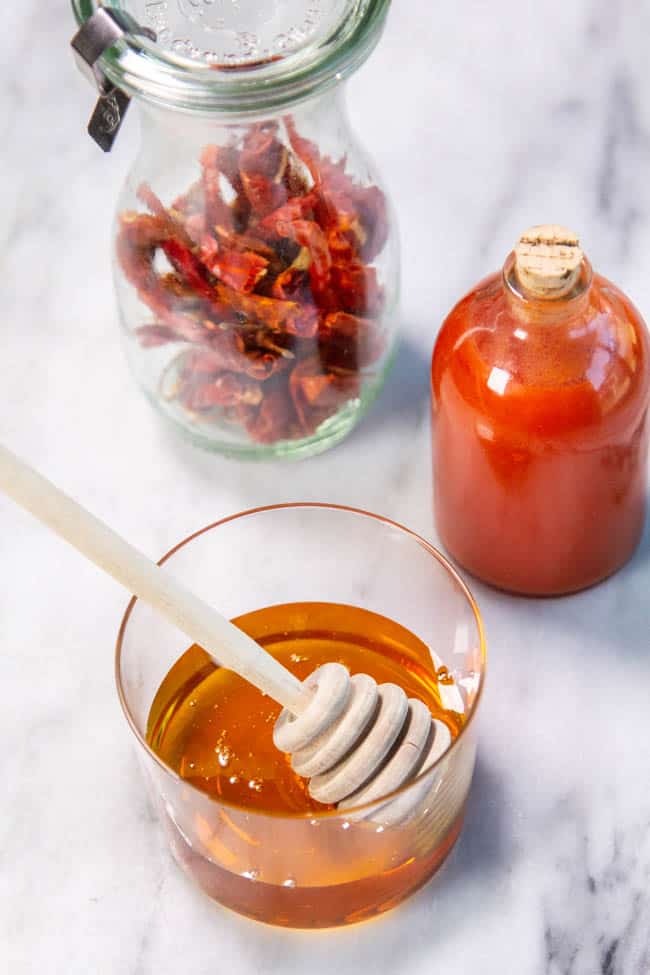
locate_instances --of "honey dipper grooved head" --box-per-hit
[273,663,449,822]
[514,224,583,299]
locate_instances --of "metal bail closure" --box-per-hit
[71,9,155,152]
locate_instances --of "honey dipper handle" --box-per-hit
[0,443,305,711]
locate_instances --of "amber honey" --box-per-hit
[146,602,468,927]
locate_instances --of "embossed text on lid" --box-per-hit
[70,0,390,111]
[92,0,354,68]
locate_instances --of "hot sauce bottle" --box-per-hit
[431,226,650,595]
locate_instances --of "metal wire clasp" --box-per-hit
[71,8,155,152]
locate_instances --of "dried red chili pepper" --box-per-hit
[200,145,237,233]
[181,371,263,413]
[202,328,290,380]
[239,124,289,217]
[199,236,269,294]
[214,283,320,338]
[244,383,296,444]
[213,226,276,258]
[353,186,389,263]
[136,324,183,348]
[319,312,385,371]
[283,121,389,263]
[284,118,322,185]
[172,179,204,216]
[180,348,227,377]
[259,193,319,230]
[115,117,389,446]
[271,264,311,303]
[329,263,383,317]
[289,356,360,434]
[263,216,331,300]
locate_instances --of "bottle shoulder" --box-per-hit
[432,271,649,436]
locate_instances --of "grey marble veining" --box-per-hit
[1,2,649,973]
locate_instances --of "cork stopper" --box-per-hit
[514,225,583,299]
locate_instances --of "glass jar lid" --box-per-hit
[71,0,390,112]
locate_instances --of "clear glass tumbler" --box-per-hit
[116,504,486,927]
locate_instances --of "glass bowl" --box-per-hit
[116,504,486,927]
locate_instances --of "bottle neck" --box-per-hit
[502,251,593,326]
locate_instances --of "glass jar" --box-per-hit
[71,1,399,459]
[431,226,650,595]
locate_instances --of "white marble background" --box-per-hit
[2,2,650,973]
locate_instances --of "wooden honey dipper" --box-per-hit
[0,444,449,815]
[274,665,450,808]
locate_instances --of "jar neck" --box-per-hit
[502,251,593,326]
[137,84,348,141]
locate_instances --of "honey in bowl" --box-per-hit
[145,602,469,926]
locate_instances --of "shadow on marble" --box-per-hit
[346,334,432,443]
[487,507,650,664]
[630,506,650,569]
[430,753,508,892]
[565,515,650,659]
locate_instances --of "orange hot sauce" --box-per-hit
[431,226,650,595]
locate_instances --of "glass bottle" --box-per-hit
[71,1,399,459]
[431,226,650,595]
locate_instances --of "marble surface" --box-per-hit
[2,1,650,972]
